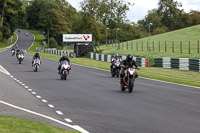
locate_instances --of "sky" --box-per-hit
[68,0,200,23]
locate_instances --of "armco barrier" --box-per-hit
[44,49,76,58]
[155,57,200,72]
[90,52,148,67]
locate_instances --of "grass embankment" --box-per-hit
[99,24,200,59]
[0,33,17,49]
[25,29,200,87]
[0,116,77,133]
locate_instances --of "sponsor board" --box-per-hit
[63,34,92,42]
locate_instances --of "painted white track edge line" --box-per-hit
[0,65,10,75]
[0,100,89,133]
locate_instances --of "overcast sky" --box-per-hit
[68,0,200,23]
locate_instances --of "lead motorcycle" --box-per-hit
[33,58,40,72]
[11,49,15,56]
[111,60,121,77]
[18,54,24,64]
[59,61,70,80]
[120,66,139,93]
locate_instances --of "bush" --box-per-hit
[49,37,59,49]
[152,26,169,35]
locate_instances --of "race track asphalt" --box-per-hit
[1,30,200,133]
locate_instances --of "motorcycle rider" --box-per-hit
[32,52,41,67]
[110,54,122,70]
[58,53,70,74]
[11,48,15,56]
[120,54,140,85]
[16,48,20,57]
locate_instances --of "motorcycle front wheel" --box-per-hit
[128,79,134,93]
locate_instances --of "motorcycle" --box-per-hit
[11,49,15,56]
[111,60,121,77]
[120,66,139,93]
[18,54,24,64]
[59,61,70,80]
[33,58,40,72]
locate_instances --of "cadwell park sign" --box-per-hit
[63,34,92,42]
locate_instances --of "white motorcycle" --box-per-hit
[33,58,40,72]
[18,54,24,64]
[59,61,70,80]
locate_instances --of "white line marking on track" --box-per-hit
[25,86,29,89]
[32,92,36,95]
[19,82,22,84]
[28,89,32,91]
[48,104,54,108]
[56,111,63,115]
[13,78,17,80]
[65,118,73,123]
[73,125,90,133]
[10,75,13,78]
[0,65,10,75]
[0,100,90,133]
[21,84,25,86]
[41,99,47,103]
[36,95,42,99]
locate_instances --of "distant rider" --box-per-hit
[11,48,15,56]
[32,52,41,67]
[110,54,122,70]
[58,53,70,74]
[120,54,140,84]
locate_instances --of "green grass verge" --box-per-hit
[0,116,78,133]
[25,29,200,87]
[98,24,200,59]
[0,33,17,48]
[0,49,5,52]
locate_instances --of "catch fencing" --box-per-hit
[90,52,148,67]
[155,58,200,72]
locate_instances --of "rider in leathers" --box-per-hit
[32,52,41,67]
[120,54,139,84]
[58,53,70,74]
[110,54,122,70]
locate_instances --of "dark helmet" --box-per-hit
[63,53,67,59]
[115,54,119,58]
[35,52,39,56]
[127,54,133,60]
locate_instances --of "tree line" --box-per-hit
[0,0,200,48]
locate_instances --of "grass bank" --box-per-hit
[99,24,200,59]
[26,29,200,87]
[0,33,17,48]
[0,116,78,133]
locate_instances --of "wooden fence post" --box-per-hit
[165,41,167,52]
[127,41,128,50]
[159,41,160,52]
[152,41,154,52]
[189,41,190,54]
[172,41,174,53]
[147,41,149,51]
[131,42,133,50]
[142,42,143,51]
[198,40,199,54]
[137,42,138,51]
[180,41,182,54]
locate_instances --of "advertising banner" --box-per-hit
[63,34,92,42]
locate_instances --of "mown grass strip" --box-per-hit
[0,116,78,133]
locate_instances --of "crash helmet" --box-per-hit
[63,53,67,59]
[126,54,133,61]
[35,52,39,56]
[115,54,119,58]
